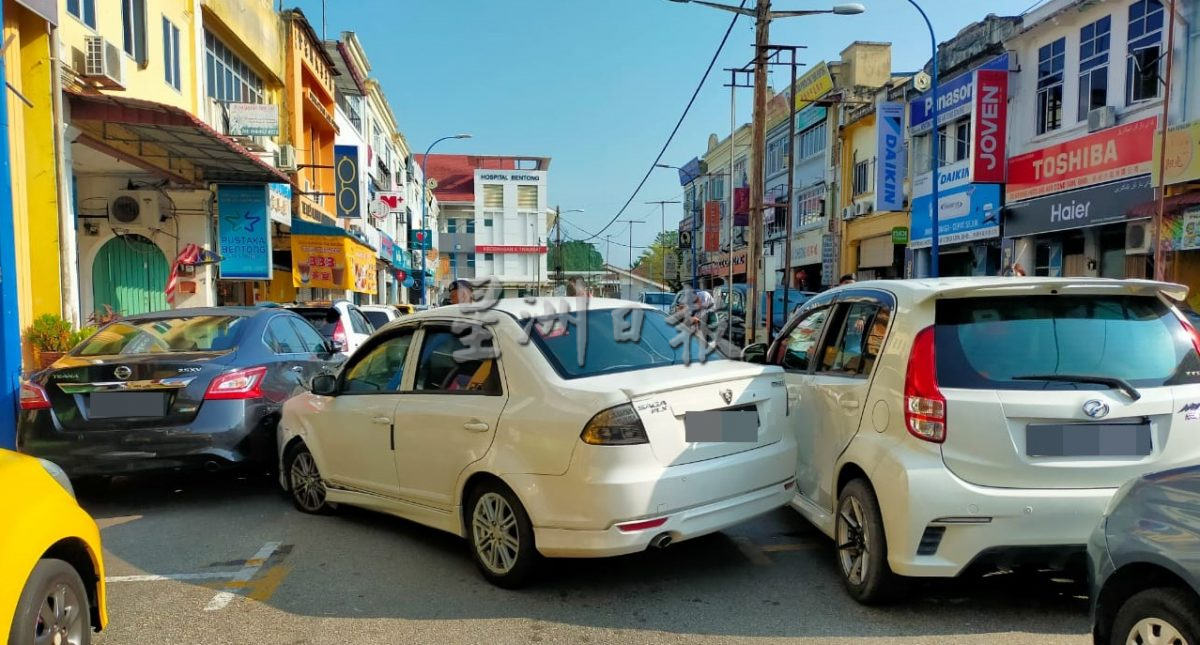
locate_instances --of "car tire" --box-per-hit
[284,442,334,515]
[836,478,901,605]
[466,481,539,589]
[1110,587,1200,645]
[8,558,92,645]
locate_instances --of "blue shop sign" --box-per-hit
[909,53,1008,135]
[216,184,272,280]
[909,159,1001,248]
[795,105,827,132]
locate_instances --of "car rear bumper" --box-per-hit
[506,436,797,558]
[874,457,1116,577]
[16,399,280,477]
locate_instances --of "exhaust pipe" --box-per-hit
[649,533,673,549]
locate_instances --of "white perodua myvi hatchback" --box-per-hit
[744,277,1200,604]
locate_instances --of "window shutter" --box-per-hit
[483,185,503,209]
[517,186,538,210]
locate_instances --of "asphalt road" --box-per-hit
[79,473,1092,645]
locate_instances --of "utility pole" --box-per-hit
[725,66,753,346]
[646,200,680,288]
[746,0,770,346]
[762,44,804,340]
[555,204,563,290]
[1154,0,1178,282]
[620,220,644,300]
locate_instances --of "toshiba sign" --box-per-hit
[969,69,1007,184]
[1007,116,1157,202]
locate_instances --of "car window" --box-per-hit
[348,308,373,334]
[342,330,415,393]
[289,318,328,353]
[817,303,889,377]
[76,315,246,355]
[362,310,392,329]
[773,307,831,372]
[935,295,1200,389]
[266,316,306,354]
[291,308,339,339]
[413,326,502,395]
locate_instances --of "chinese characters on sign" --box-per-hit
[291,235,379,294]
[217,184,272,280]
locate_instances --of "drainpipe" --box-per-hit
[50,26,80,327]
[0,1,21,448]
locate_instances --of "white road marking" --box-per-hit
[204,542,281,612]
[106,572,238,583]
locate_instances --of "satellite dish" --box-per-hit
[426,178,439,190]
[914,71,932,92]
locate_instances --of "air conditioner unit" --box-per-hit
[1126,221,1152,254]
[108,191,166,231]
[1088,106,1117,133]
[277,145,297,171]
[83,35,124,89]
[842,205,857,220]
[856,201,873,216]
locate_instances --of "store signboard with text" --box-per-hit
[1007,117,1157,202]
[216,184,272,280]
[909,158,1001,248]
[291,235,378,294]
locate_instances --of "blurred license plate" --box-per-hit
[1026,423,1151,457]
[89,392,166,419]
[684,409,758,443]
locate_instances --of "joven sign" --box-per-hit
[970,69,1007,183]
[874,102,906,212]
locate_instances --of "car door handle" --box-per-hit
[291,366,305,373]
[372,416,391,425]
[839,399,860,410]
[463,421,490,432]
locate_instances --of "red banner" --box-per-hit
[703,201,721,252]
[970,69,1008,184]
[475,245,547,254]
[1007,116,1157,202]
[733,187,749,226]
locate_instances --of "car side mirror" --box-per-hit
[310,374,338,396]
[741,343,768,364]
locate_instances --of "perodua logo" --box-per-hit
[1083,399,1110,419]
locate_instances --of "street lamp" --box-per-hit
[904,0,941,277]
[668,0,864,345]
[655,164,702,290]
[419,133,471,306]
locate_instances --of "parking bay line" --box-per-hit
[731,537,772,566]
[106,572,240,583]
[204,542,281,612]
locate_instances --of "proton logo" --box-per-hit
[113,366,132,380]
[1083,399,1110,419]
[720,389,733,405]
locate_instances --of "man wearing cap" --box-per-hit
[442,279,473,306]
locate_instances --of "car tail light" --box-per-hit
[580,403,648,446]
[332,320,347,349]
[1174,310,1200,357]
[20,382,51,410]
[204,366,268,400]
[904,326,946,443]
[616,517,668,532]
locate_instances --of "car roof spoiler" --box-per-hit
[918,279,1188,304]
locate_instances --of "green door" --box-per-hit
[92,234,169,317]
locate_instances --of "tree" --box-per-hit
[546,240,604,273]
[635,231,683,291]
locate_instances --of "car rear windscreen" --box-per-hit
[935,295,1200,390]
[291,308,338,338]
[529,308,724,379]
[75,316,246,355]
[642,293,673,305]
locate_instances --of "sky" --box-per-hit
[294,0,1041,266]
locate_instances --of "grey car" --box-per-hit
[1089,465,1200,645]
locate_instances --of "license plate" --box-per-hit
[684,409,758,443]
[1026,422,1151,457]
[89,392,167,419]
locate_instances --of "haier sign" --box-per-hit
[909,53,1009,136]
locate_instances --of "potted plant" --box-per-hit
[25,314,95,369]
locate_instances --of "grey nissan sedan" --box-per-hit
[1089,465,1200,645]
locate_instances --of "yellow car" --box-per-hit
[1,449,106,644]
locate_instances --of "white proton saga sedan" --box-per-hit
[743,277,1200,604]
[277,298,796,587]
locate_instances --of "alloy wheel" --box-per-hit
[1126,617,1189,645]
[290,451,326,512]
[472,492,520,575]
[33,581,85,645]
[836,495,870,586]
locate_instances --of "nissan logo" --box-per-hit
[1083,399,1110,419]
[113,366,132,380]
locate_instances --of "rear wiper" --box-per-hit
[1012,373,1142,402]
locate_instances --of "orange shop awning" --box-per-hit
[68,91,292,186]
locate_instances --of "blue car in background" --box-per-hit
[714,284,816,334]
